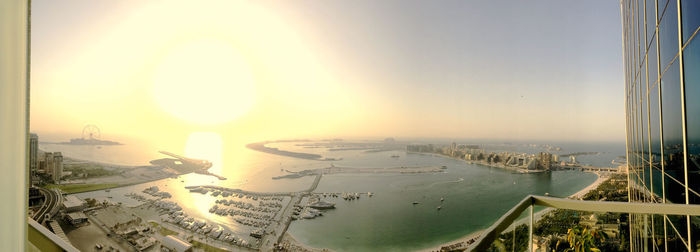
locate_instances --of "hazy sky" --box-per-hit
[31,0,624,144]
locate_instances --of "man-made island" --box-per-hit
[273,164,447,179]
[36,150,225,194]
[30,136,625,252]
[247,138,406,161]
[57,125,122,145]
[246,141,340,161]
[60,138,122,145]
[407,143,621,174]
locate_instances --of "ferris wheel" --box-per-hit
[82,124,101,140]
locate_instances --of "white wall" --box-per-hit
[0,0,28,251]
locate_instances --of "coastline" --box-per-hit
[59,143,610,251]
[280,232,333,252]
[503,172,606,231]
[419,171,606,252]
[408,151,548,174]
[274,165,447,180]
[567,172,606,200]
[416,230,483,252]
[56,177,171,195]
[246,142,329,160]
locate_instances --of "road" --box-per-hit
[34,187,61,224]
[306,173,322,192]
[257,173,321,251]
[259,193,304,252]
[194,173,323,251]
[558,165,620,173]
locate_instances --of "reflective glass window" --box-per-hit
[691,218,700,252]
[646,0,656,47]
[649,40,663,197]
[633,78,640,170]
[659,0,679,67]
[661,59,685,204]
[642,72,651,194]
[683,38,700,204]
[635,0,647,71]
[665,216,689,250]
[658,0,670,22]
[681,0,700,43]
[638,78,644,171]
[633,1,640,70]
[641,66,649,164]
[638,0,646,64]
[652,215,666,245]
[649,39,659,89]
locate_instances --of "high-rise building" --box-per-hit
[537,152,552,170]
[43,152,53,174]
[622,0,699,250]
[43,152,63,183]
[29,133,38,186]
[51,152,63,184]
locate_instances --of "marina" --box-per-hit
[59,141,614,251]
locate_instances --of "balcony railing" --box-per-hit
[467,195,700,251]
[27,218,79,252]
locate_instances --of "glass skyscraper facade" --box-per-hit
[622,0,700,250]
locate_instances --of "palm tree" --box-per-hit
[558,225,607,252]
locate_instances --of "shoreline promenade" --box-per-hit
[419,172,607,252]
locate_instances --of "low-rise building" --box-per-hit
[65,212,88,225]
[162,235,192,252]
[93,206,142,232]
[134,236,157,251]
[62,195,87,212]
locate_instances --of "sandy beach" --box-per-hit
[568,172,606,200]
[279,232,333,252]
[503,172,607,231]
[417,230,483,252]
[283,172,609,252]
[421,172,608,251]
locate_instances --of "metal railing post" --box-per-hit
[512,228,515,252]
[529,204,533,252]
[467,195,700,251]
[643,214,648,252]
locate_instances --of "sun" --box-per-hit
[152,39,256,124]
[185,132,223,174]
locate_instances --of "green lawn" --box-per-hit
[148,221,179,236]
[43,183,120,194]
[63,162,121,178]
[191,240,230,252]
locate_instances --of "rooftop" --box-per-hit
[162,235,192,252]
[62,195,86,210]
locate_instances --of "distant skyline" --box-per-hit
[30,0,624,144]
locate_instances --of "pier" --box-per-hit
[199,185,294,197]
[273,165,446,180]
[189,171,376,251]
[305,174,322,192]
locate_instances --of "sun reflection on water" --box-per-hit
[184,131,225,192]
[185,132,223,172]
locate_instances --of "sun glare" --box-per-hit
[152,39,256,125]
[185,132,223,174]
